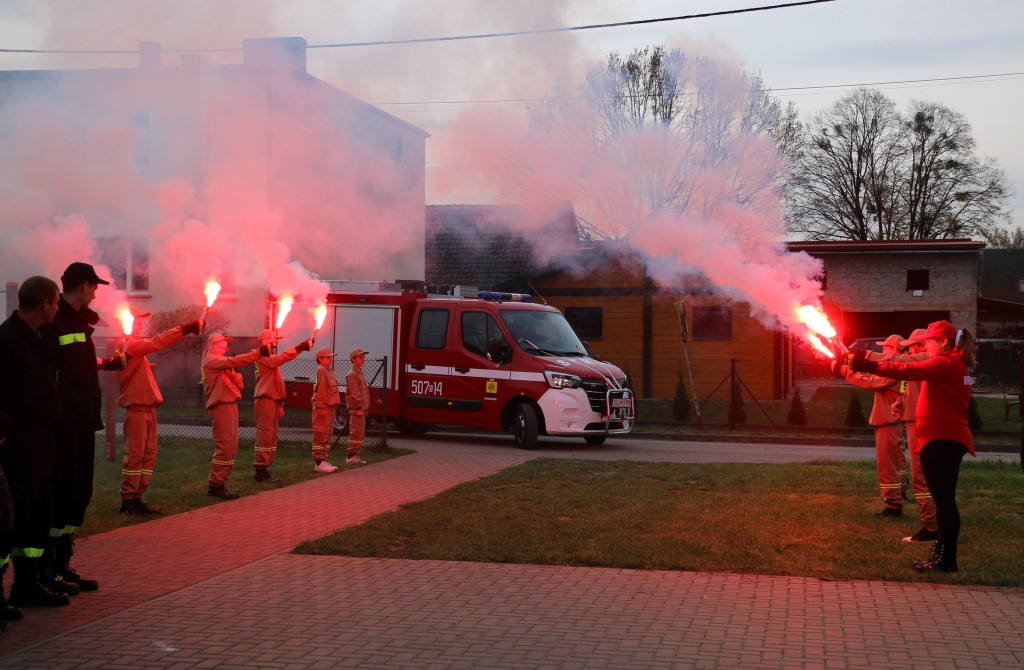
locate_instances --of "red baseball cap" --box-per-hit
[923,320,957,340]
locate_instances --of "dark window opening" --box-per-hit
[415,309,449,350]
[565,306,603,340]
[906,269,930,291]
[692,306,732,340]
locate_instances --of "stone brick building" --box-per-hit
[788,239,985,341]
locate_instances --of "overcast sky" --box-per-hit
[2,0,1022,231]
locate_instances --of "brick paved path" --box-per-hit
[2,441,1023,669]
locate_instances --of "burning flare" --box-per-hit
[276,295,294,330]
[204,278,222,309]
[117,306,134,336]
[795,304,840,359]
[314,303,327,332]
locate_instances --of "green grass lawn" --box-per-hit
[81,437,408,537]
[295,457,1024,586]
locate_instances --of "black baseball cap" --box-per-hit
[61,262,110,288]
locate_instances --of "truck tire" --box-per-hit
[333,400,350,436]
[396,419,431,435]
[584,434,607,446]
[511,403,539,450]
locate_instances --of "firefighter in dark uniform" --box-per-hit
[0,276,69,607]
[47,262,126,594]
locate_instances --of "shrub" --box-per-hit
[728,377,746,428]
[844,391,866,427]
[673,368,690,422]
[968,396,983,430]
[787,387,807,426]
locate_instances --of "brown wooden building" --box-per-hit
[499,243,791,401]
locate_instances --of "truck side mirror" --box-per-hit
[488,339,512,366]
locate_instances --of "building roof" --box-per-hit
[787,239,985,253]
[425,204,578,291]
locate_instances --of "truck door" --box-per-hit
[404,306,454,423]
[448,308,513,429]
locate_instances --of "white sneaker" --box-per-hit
[346,456,366,465]
[314,461,339,473]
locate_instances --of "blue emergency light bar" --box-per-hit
[477,291,532,303]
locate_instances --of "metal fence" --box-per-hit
[102,357,390,463]
[613,353,1023,434]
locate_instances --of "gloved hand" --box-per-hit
[98,353,131,371]
[295,339,313,353]
[182,320,203,335]
[849,349,879,374]
[259,344,272,357]
[830,359,843,377]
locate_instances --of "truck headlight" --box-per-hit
[544,369,581,389]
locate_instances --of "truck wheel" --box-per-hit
[584,434,607,446]
[396,419,431,435]
[511,403,539,450]
[333,401,350,436]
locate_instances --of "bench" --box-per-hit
[999,382,1021,421]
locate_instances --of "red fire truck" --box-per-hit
[275,281,634,449]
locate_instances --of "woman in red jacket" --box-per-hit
[851,320,976,572]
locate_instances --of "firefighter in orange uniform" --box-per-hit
[346,348,370,465]
[890,328,938,542]
[117,318,204,514]
[311,348,341,472]
[837,334,908,516]
[202,333,264,500]
[253,329,312,482]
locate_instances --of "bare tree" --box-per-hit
[787,89,1012,240]
[528,46,791,240]
[979,225,1024,249]
[902,101,1010,239]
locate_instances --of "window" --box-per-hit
[95,238,150,294]
[461,311,507,359]
[415,308,449,350]
[692,306,732,340]
[565,306,603,340]
[906,269,930,291]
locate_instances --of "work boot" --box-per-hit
[118,499,134,514]
[874,506,903,518]
[914,542,958,572]
[0,563,23,621]
[9,557,69,607]
[40,539,79,596]
[253,468,279,483]
[132,499,161,515]
[38,572,80,597]
[207,486,240,500]
[55,535,99,592]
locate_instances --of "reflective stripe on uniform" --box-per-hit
[211,458,235,466]
[12,547,44,558]
[58,332,86,346]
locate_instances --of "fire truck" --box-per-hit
[275,281,634,449]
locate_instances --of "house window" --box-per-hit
[95,238,150,295]
[415,308,449,350]
[565,307,603,340]
[692,306,732,340]
[906,269,930,291]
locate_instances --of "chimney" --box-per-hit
[139,41,162,71]
[242,37,307,74]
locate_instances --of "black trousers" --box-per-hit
[920,439,969,548]
[52,428,96,531]
[0,427,55,551]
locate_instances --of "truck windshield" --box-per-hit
[500,309,588,357]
